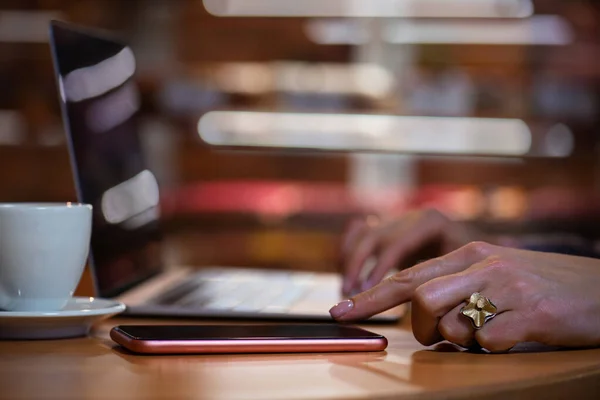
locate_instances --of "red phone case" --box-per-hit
[110,326,388,354]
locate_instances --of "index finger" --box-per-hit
[329,241,498,321]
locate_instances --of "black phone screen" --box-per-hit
[114,324,384,341]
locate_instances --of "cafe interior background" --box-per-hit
[0,0,599,291]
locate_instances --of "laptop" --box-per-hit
[48,20,404,323]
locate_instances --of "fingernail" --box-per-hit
[329,299,354,319]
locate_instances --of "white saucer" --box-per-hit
[0,297,126,340]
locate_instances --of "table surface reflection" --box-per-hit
[1,317,600,400]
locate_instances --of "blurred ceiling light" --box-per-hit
[0,11,63,42]
[61,47,136,102]
[215,63,272,94]
[308,15,572,45]
[351,65,395,98]
[384,15,572,45]
[86,82,140,133]
[305,20,371,45]
[275,63,394,97]
[198,112,532,156]
[209,62,395,98]
[203,0,533,18]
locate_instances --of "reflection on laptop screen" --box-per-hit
[49,21,163,297]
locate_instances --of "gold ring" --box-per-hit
[460,292,497,330]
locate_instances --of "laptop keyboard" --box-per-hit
[152,269,321,313]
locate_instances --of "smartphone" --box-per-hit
[110,324,388,354]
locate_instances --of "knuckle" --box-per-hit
[476,317,528,353]
[429,255,445,267]
[464,241,493,258]
[475,334,498,352]
[476,330,514,353]
[429,256,452,275]
[438,320,470,347]
[437,321,456,342]
[412,283,440,316]
[528,296,557,327]
[411,323,429,346]
[481,255,508,274]
[388,269,415,286]
[511,276,532,297]
[475,328,503,352]
[412,328,437,347]
[411,286,428,310]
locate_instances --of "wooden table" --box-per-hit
[2,316,600,400]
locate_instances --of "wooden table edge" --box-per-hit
[363,363,600,400]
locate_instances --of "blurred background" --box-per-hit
[1,0,600,277]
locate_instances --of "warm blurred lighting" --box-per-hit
[86,82,140,133]
[255,185,303,217]
[489,186,528,220]
[205,62,395,98]
[0,111,25,146]
[61,47,136,102]
[215,63,272,94]
[0,11,63,43]
[101,169,160,229]
[447,187,486,220]
[198,112,532,156]
[204,0,533,18]
[307,15,572,46]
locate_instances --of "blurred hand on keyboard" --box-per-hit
[339,209,483,296]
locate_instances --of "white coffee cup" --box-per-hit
[0,203,92,312]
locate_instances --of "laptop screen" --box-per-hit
[49,21,163,297]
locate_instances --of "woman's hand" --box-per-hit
[330,242,600,352]
[339,209,480,296]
